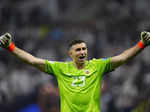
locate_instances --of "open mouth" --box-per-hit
[79,56,86,60]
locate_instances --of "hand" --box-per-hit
[0,33,12,48]
[141,31,150,46]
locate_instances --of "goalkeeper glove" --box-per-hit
[0,33,12,48]
[0,33,15,51]
[140,31,150,47]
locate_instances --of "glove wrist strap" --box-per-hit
[138,40,145,49]
[8,42,15,52]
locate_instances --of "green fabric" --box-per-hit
[45,58,112,112]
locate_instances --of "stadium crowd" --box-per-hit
[0,0,150,112]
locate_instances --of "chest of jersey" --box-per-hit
[57,67,102,110]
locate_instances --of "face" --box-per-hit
[69,43,88,64]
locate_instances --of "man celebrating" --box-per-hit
[0,31,150,112]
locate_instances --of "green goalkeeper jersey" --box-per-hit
[45,58,113,112]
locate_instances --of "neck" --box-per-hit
[73,61,85,69]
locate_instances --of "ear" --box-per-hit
[68,50,72,57]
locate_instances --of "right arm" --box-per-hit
[0,33,46,72]
[12,47,46,72]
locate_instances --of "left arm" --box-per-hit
[111,31,150,69]
[111,43,142,69]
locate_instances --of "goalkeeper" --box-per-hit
[0,31,150,112]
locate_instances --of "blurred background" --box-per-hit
[0,0,150,112]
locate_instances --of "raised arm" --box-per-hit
[0,33,46,72]
[111,31,150,69]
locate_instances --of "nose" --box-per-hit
[80,50,85,54]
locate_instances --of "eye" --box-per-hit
[82,47,87,50]
[75,48,81,51]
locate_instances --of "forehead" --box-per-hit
[71,43,87,49]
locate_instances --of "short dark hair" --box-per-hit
[68,39,86,49]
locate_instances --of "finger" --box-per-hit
[142,35,147,41]
[1,37,7,43]
[145,34,150,41]
[143,35,147,40]
[5,33,11,38]
[144,35,149,41]
[141,32,147,37]
[3,36,9,42]
[143,33,149,40]
[0,39,5,45]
